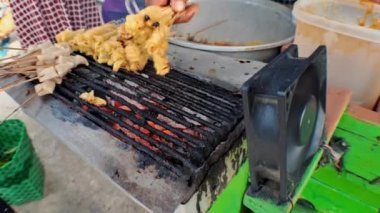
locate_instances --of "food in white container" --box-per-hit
[293,0,380,108]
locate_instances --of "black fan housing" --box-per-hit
[241,45,327,203]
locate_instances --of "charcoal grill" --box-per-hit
[53,57,244,189]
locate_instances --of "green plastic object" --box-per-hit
[299,112,380,213]
[208,111,380,213]
[243,148,326,213]
[0,119,44,205]
[208,160,250,213]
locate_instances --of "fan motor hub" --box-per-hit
[298,95,318,146]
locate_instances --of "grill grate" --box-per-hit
[53,58,243,181]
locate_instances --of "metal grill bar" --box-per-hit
[144,62,241,106]
[118,73,236,126]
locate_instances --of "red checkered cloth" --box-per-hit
[10,0,102,48]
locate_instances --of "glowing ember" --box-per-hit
[112,123,160,153]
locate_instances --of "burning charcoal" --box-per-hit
[111,90,147,110]
[157,114,186,129]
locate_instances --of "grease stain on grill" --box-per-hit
[136,151,155,169]
[208,69,216,75]
[195,138,245,213]
[113,169,120,178]
[157,167,176,180]
[135,151,176,180]
[50,101,98,130]
[116,141,129,150]
[26,89,32,96]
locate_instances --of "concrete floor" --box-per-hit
[0,93,150,213]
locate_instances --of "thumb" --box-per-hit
[171,0,187,12]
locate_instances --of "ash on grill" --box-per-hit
[52,56,243,186]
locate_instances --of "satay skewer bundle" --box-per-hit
[56,6,176,76]
[0,41,88,96]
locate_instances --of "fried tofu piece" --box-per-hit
[73,55,89,66]
[53,77,63,85]
[79,90,107,107]
[37,67,59,82]
[37,54,56,65]
[27,41,53,54]
[35,80,56,96]
[56,29,85,43]
[55,62,75,77]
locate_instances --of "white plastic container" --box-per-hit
[293,0,380,108]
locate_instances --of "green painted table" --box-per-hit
[208,111,380,213]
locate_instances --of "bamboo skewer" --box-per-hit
[0,71,36,76]
[0,77,38,92]
[0,55,19,62]
[2,64,49,72]
[0,93,37,124]
[0,74,12,80]
[192,19,228,37]
[0,57,38,69]
[0,47,26,51]
[0,50,41,67]
[170,19,228,41]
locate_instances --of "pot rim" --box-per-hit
[169,36,295,52]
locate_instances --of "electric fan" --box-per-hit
[241,45,327,203]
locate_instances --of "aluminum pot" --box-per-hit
[169,0,295,62]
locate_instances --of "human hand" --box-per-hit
[145,0,199,23]
[281,41,293,52]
